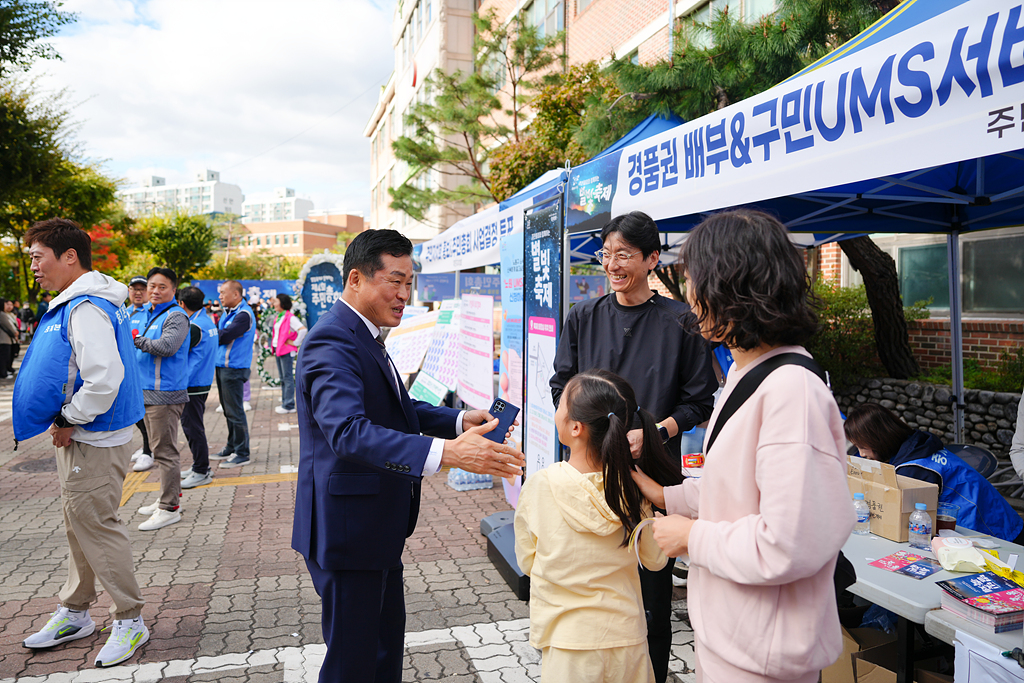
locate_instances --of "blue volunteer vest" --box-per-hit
[13,295,145,441]
[188,308,218,388]
[216,301,256,369]
[896,449,1024,542]
[135,301,189,392]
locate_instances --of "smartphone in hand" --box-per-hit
[483,398,520,444]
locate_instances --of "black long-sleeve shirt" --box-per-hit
[218,307,252,345]
[550,293,718,462]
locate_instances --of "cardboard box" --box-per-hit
[847,456,939,543]
[852,641,954,683]
[823,627,896,683]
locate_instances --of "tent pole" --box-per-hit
[947,230,965,443]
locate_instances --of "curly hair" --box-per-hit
[680,209,818,350]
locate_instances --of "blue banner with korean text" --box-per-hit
[607,0,1024,228]
[300,262,345,328]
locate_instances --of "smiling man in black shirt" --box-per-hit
[550,211,717,683]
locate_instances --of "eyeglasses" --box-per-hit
[595,249,641,265]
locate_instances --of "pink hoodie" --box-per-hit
[664,346,855,683]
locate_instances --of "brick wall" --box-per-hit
[908,319,1024,370]
[819,242,843,282]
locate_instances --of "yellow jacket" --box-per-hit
[514,462,667,650]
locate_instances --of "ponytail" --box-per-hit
[601,409,644,544]
[635,409,684,488]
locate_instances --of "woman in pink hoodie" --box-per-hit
[633,210,855,683]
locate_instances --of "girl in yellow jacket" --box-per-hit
[514,368,682,683]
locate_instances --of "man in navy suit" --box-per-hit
[292,229,525,683]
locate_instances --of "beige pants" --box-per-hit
[541,644,655,683]
[55,440,144,619]
[144,403,184,511]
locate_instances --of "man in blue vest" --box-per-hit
[14,218,149,667]
[127,276,154,470]
[132,267,191,532]
[177,286,218,489]
[211,279,255,469]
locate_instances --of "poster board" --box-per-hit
[457,294,495,411]
[523,197,563,478]
[499,232,525,506]
[385,310,439,375]
[409,300,461,405]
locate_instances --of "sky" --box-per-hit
[25,0,398,219]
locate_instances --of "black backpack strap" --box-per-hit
[704,353,827,455]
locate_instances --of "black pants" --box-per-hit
[180,392,210,475]
[641,558,676,683]
[135,418,151,455]
[0,344,9,378]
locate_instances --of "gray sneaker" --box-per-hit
[180,468,193,479]
[181,470,212,489]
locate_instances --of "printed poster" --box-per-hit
[499,232,525,506]
[523,199,562,477]
[410,300,461,404]
[385,310,439,375]
[457,294,494,411]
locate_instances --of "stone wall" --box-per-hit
[834,378,1020,457]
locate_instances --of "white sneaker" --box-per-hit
[243,401,252,412]
[137,498,161,516]
[274,406,296,414]
[215,404,223,413]
[138,509,181,531]
[95,616,149,667]
[23,606,95,648]
[132,454,154,472]
[180,467,193,479]
[130,448,145,463]
[181,470,212,489]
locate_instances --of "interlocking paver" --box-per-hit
[0,376,698,682]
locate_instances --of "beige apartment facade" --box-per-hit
[237,215,365,258]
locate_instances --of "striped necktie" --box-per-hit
[376,334,399,392]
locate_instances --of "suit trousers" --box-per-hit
[55,440,145,619]
[305,558,406,683]
[144,402,185,511]
[180,392,210,475]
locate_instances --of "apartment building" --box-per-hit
[117,170,243,217]
[242,187,314,223]
[365,0,777,241]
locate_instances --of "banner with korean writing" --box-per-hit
[566,150,621,234]
[385,310,439,377]
[523,199,562,477]
[607,0,1024,230]
[410,299,461,404]
[192,280,296,306]
[499,232,525,506]
[417,274,456,302]
[300,262,345,328]
[456,294,495,410]
[419,203,522,274]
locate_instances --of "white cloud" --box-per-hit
[27,0,398,217]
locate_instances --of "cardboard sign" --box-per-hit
[847,456,938,543]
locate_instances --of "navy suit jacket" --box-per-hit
[291,300,460,571]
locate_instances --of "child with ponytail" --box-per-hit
[514,369,683,683]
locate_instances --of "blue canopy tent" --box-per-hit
[560,0,1024,442]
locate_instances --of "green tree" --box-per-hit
[0,0,76,77]
[144,213,217,283]
[389,10,563,223]
[0,79,66,206]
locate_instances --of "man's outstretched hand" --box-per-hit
[442,418,525,478]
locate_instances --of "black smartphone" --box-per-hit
[482,398,520,444]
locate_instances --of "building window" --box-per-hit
[524,0,562,38]
[275,234,280,245]
[963,234,1024,313]
[743,0,776,21]
[578,0,592,13]
[899,244,949,310]
[425,0,432,25]
[256,236,261,246]
[293,234,299,245]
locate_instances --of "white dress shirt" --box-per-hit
[340,298,464,476]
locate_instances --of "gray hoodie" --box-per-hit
[50,271,134,447]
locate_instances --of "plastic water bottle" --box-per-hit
[447,468,493,491]
[909,503,932,550]
[852,493,870,535]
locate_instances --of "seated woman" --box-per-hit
[845,402,1024,544]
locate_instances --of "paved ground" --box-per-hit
[0,367,698,682]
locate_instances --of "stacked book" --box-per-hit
[936,571,1024,633]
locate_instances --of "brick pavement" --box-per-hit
[0,373,698,682]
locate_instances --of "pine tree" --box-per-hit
[389,11,563,224]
